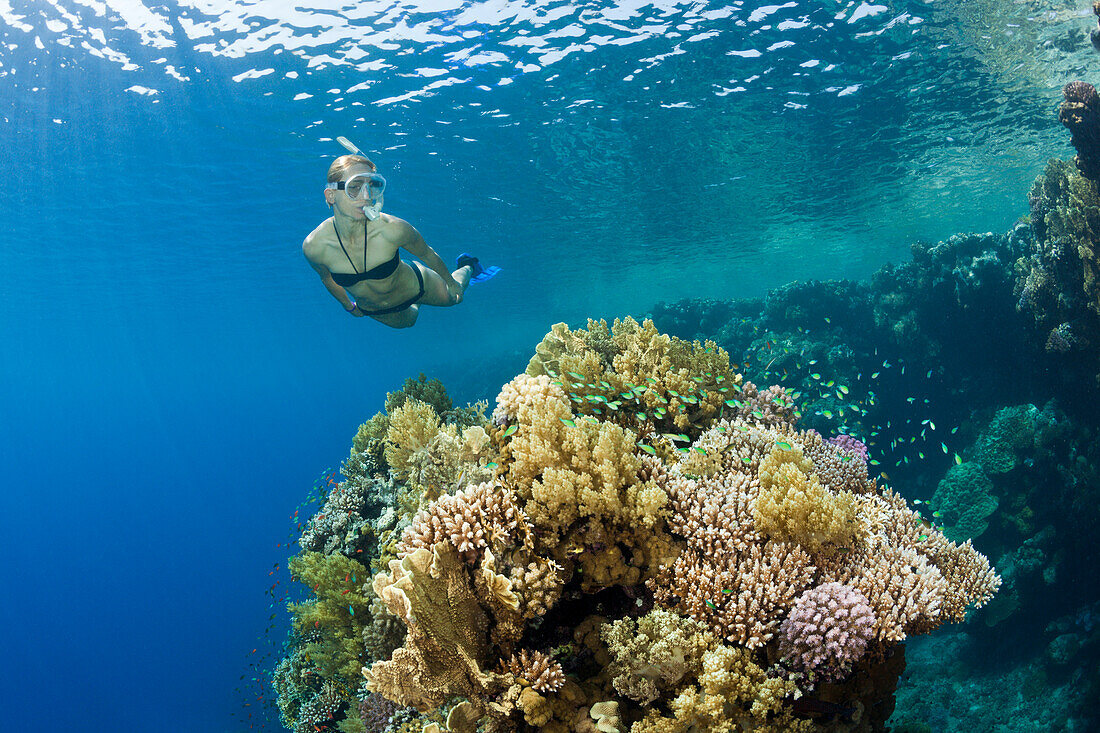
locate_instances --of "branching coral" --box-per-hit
[502,649,565,694]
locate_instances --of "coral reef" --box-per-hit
[275,321,1001,733]
[1017,158,1100,378]
[1059,81,1100,180]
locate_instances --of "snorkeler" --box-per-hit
[302,137,498,328]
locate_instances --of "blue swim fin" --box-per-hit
[456,253,500,283]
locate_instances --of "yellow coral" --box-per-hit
[384,399,443,485]
[754,444,859,552]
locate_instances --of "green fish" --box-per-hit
[741,456,752,464]
[636,412,647,421]
[752,410,764,419]
[870,459,881,466]
[871,371,880,379]
[722,589,733,594]
[705,599,717,610]
[840,455,852,462]
[552,380,564,387]
[485,462,498,469]
[839,385,849,395]
[811,373,821,380]
[822,410,834,419]
[503,425,518,437]
[637,443,657,455]
[677,447,690,453]
[918,534,928,541]
[546,369,558,378]
[954,453,962,465]
[567,371,585,380]
[776,441,792,450]
[932,511,942,518]
[693,447,707,454]
[560,418,576,427]
[941,442,948,454]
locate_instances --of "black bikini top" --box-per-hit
[329,221,400,286]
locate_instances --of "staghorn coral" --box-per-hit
[777,582,875,682]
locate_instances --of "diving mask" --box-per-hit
[329,136,386,220]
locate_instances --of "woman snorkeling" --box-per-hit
[302,138,497,328]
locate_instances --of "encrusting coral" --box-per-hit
[275,321,1000,733]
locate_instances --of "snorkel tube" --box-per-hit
[337,136,383,220]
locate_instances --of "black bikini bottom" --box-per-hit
[359,263,425,316]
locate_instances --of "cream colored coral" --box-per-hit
[502,649,565,694]
[630,642,809,733]
[801,429,877,495]
[651,539,815,648]
[397,482,528,564]
[507,555,565,619]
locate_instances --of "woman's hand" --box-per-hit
[446,280,464,305]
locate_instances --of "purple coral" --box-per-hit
[359,692,398,730]
[828,433,869,461]
[778,582,875,682]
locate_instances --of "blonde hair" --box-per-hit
[327,154,376,183]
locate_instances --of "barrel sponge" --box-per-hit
[754,445,859,553]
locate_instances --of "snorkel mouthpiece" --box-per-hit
[335,136,383,219]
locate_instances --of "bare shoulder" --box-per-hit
[302,218,335,261]
[378,214,421,245]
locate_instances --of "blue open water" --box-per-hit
[1,1,1097,731]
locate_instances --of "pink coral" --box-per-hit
[778,582,875,682]
[827,433,869,461]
